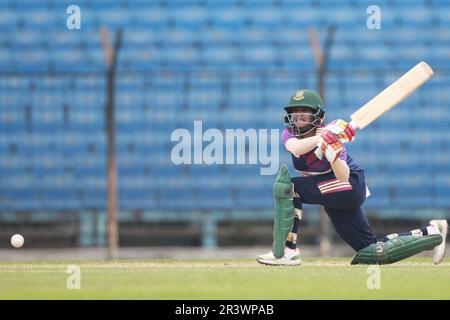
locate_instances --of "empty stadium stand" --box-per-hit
[0,0,449,246]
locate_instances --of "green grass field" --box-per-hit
[1,258,449,299]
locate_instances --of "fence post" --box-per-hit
[201,213,218,248]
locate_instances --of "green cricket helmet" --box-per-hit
[284,89,326,137]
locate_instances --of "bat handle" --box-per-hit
[349,120,358,130]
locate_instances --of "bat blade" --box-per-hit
[350,61,434,130]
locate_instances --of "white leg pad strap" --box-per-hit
[295,208,302,220]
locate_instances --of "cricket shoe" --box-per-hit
[256,247,301,266]
[429,219,448,265]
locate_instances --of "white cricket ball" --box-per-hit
[11,234,24,248]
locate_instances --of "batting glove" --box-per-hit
[315,131,343,163]
[323,119,356,143]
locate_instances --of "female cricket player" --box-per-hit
[257,89,447,266]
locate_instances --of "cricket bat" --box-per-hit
[316,61,434,159]
[349,61,434,130]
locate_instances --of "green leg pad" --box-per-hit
[272,164,295,259]
[351,234,443,265]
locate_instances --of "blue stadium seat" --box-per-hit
[130,6,169,30]
[0,9,18,32]
[281,6,322,28]
[279,45,314,70]
[196,186,233,210]
[201,45,241,69]
[233,184,272,209]
[97,7,132,30]
[1,0,450,215]
[242,45,278,69]
[211,6,247,31]
[22,9,56,30]
[158,187,199,211]
[245,7,284,31]
[51,49,88,72]
[169,6,209,30]
[8,188,41,211]
[119,188,158,210]
[188,79,222,109]
[162,45,202,69]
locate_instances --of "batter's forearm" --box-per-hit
[285,135,321,156]
[330,158,350,182]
